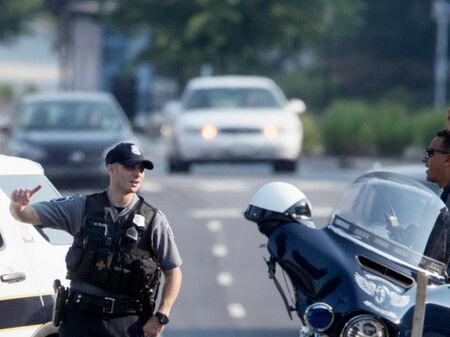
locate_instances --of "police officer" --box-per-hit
[9,142,182,337]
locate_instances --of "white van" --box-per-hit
[0,155,72,337]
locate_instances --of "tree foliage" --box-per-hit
[106,0,365,84]
[0,0,43,41]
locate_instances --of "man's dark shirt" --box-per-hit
[441,185,450,208]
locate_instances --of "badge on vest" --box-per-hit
[133,214,146,227]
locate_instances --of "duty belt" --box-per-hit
[69,291,143,315]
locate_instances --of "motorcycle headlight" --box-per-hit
[304,302,334,332]
[341,315,388,337]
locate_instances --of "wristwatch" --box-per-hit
[155,312,170,325]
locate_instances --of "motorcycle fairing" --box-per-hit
[265,172,450,336]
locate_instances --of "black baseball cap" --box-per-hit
[105,142,154,170]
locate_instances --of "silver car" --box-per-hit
[4,91,137,182]
[166,75,305,173]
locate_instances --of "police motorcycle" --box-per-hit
[244,172,450,337]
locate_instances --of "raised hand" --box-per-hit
[11,185,42,206]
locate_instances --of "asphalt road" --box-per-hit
[59,134,402,337]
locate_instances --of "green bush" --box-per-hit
[23,84,39,95]
[0,84,14,102]
[300,112,323,154]
[410,107,447,147]
[276,67,345,110]
[306,98,450,156]
[321,100,376,155]
[378,86,416,107]
[319,99,449,156]
[370,102,410,155]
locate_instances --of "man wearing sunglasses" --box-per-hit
[423,129,450,206]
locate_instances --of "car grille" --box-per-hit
[41,145,104,166]
[218,127,261,134]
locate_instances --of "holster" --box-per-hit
[140,289,155,321]
[140,268,161,321]
[52,279,69,327]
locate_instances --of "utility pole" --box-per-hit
[432,0,450,107]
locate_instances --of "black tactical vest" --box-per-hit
[65,192,161,296]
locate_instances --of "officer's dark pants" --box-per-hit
[60,306,144,337]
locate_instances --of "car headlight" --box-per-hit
[201,124,217,140]
[341,315,388,337]
[304,302,334,332]
[263,124,278,139]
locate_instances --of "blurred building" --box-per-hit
[0,0,177,121]
[57,0,176,120]
[0,19,59,92]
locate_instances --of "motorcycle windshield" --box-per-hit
[330,171,449,277]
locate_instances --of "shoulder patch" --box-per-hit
[163,218,175,239]
[155,210,175,238]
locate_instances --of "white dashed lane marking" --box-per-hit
[216,272,234,287]
[212,243,228,257]
[206,220,223,232]
[227,303,247,319]
[206,219,245,320]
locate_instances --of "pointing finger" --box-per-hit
[29,185,42,197]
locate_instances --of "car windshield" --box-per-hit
[330,171,449,277]
[18,100,122,131]
[184,87,282,110]
[0,174,73,245]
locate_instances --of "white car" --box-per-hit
[166,75,305,173]
[0,155,71,337]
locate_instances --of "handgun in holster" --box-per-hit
[140,286,156,321]
[52,279,69,327]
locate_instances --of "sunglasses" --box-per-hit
[425,147,450,158]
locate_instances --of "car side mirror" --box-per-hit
[286,99,306,114]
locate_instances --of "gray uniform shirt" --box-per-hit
[32,192,182,297]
